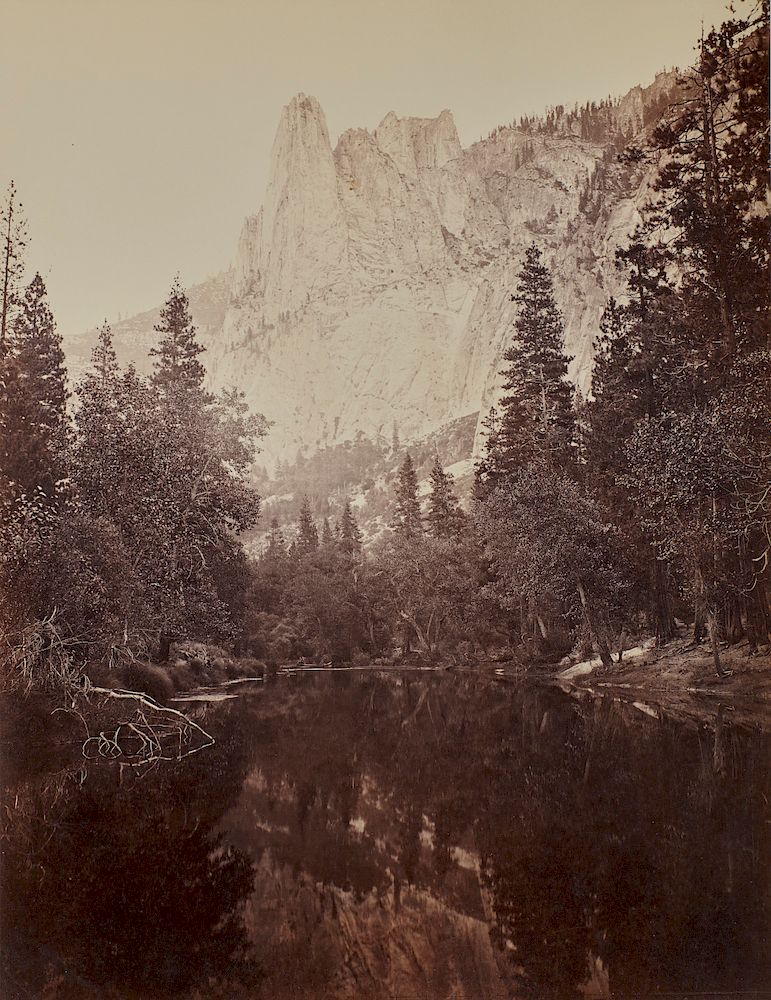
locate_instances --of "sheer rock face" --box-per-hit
[206,83,672,460]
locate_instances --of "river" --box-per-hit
[2,670,769,999]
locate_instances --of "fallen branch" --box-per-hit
[56,684,215,770]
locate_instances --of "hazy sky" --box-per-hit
[3,0,733,337]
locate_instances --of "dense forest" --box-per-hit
[0,4,768,696]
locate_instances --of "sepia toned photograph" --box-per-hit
[1,0,769,997]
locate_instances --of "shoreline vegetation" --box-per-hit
[1,3,769,743]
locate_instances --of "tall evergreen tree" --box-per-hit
[498,244,574,471]
[474,406,504,499]
[340,498,363,555]
[392,453,422,539]
[266,516,287,559]
[0,180,27,355]
[297,495,319,554]
[643,4,769,361]
[0,273,68,498]
[427,458,465,539]
[91,321,118,384]
[150,276,208,397]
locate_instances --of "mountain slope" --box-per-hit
[69,72,679,464]
[209,74,676,459]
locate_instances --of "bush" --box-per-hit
[122,661,174,704]
[82,659,122,690]
[167,660,197,691]
[230,658,265,679]
[453,641,478,666]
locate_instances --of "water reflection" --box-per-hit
[1,701,259,999]
[2,674,769,999]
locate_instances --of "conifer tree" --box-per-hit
[473,406,504,498]
[91,321,118,384]
[392,453,422,539]
[297,495,319,553]
[340,498,363,555]
[642,5,769,360]
[0,180,27,355]
[0,273,68,498]
[427,458,465,539]
[150,276,208,397]
[498,244,574,471]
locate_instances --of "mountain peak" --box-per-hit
[276,93,330,140]
[374,107,461,174]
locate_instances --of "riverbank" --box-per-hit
[552,635,771,729]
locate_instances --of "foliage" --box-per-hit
[426,458,466,540]
[371,533,479,656]
[479,465,634,664]
[0,179,27,352]
[497,243,574,474]
[2,280,268,685]
[391,452,423,539]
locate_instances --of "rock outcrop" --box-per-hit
[208,77,676,460]
[71,74,679,463]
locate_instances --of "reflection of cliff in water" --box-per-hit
[2,673,769,999]
[226,674,770,999]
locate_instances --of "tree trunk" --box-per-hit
[701,68,735,358]
[741,531,771,652]
[157,632,172,663]
[692,560,706,641]
[576,577,613,668]
[651,556,675,645]
[706,611,727,677]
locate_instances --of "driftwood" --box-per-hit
[56,683,214,770]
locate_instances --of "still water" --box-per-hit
[2,671,769,999]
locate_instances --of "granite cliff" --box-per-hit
[209,74,676,459]
[73,73,678,462]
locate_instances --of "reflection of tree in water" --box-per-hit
[246,675,770,999]
[3,678,768,999]
[457,688,769,999]
[2,701,260,999]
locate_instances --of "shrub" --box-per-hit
[122,662,174,704]
[167,660,197,692]
[83,659,122,690]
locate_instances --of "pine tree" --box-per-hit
[340,498,363,555]
[150,276,208,397]
[297,495,319,554]
[91,321,118,384]
[0,180,27,355]
[0,273,68,498]
[427,458,465,539]
[498,244,574,471]
[392,453,422,538]
[473,406,503,498]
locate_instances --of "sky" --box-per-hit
[2,0,734,338]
